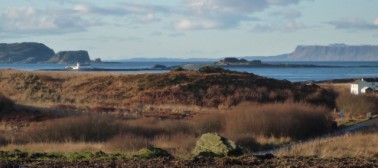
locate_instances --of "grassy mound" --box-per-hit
[0,69,336,109]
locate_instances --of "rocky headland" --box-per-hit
[0,42,93,64]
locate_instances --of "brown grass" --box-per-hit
[224,102,333,140]
[0,101,335,156]
[105,134,150,152]
[19,114,122,143]
[277,129,378,158]
[0,93,15,114]
[336,92,378,118]
[0,69,336,113]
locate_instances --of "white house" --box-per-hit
[351,78,378,95]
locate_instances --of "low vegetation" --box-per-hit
[336,92,378,118]
[277,125,378,158]
[0,69,376,167]
[0,102,334,158]
[0,69,336,116]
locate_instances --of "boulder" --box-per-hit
[192,133,241,157]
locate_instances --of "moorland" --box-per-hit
[0,67,377,167]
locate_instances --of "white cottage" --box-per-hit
[351,78,378,95]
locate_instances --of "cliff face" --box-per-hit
[0,42,55,63]
[47,50,91,64]
[287,44,378,61]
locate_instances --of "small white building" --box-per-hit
[351,78,378,95]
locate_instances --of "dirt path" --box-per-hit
[336,117,378,134]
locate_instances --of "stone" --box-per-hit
[192,133,241,157]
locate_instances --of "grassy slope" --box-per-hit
[0,69,335,110]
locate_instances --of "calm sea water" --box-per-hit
[0,61,377,82]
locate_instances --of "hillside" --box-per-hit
[0,69,336,114]
[0,42,55,63]
[0,42,92,64]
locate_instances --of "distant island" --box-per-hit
[123,44,378,62]
[243,44,378,61]
[0,42,100,64]
[181,57,331,70]
[1,42,378,63]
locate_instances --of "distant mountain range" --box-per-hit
[122,44,378,62]
[0,42,91,64]
[243,44,378,61]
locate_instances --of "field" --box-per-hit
[0,69,377,167]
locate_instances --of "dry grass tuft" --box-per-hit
[225,102,333,140]
[277,130,378,158]
[19,114,122,143]
[104,134,150,152]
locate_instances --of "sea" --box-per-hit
[0,61,377,82]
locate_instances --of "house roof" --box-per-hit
[361,87,372,90]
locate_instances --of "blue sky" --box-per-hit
[1,0,378,60]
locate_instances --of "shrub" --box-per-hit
[190,112,225,135]
[224,102,333,140]
[20,114,122,142]
[336,92,378,118]
[152,133,197,157]
[105,134,150,152]
[0,134,7,146]
[0,93,14,113]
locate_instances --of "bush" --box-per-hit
[224,102,333,140]
[190,112,225,135]
[336,92,378,118]
[0,134,7,146]
[0,93,14,113]
[21,114,122,142]
[105,134,150,152]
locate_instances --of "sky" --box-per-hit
[1,0,378,60]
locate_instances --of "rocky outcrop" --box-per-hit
[0,42,55,63]
[48,50,91,64]
[192,133,241,157]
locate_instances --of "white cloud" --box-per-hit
[252,24,274,32]
[176,19,219,30]
[328,18,378,30]
[251,21,309,33]
[0,6,93,37]
[184,0,268,13]
[3,6,37,19]
[0,0,309,37]
[285,21,307,31]
[374,18,378,26]
[272,8,301,19]
[176,0,306,30]
[267,0,300,5]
